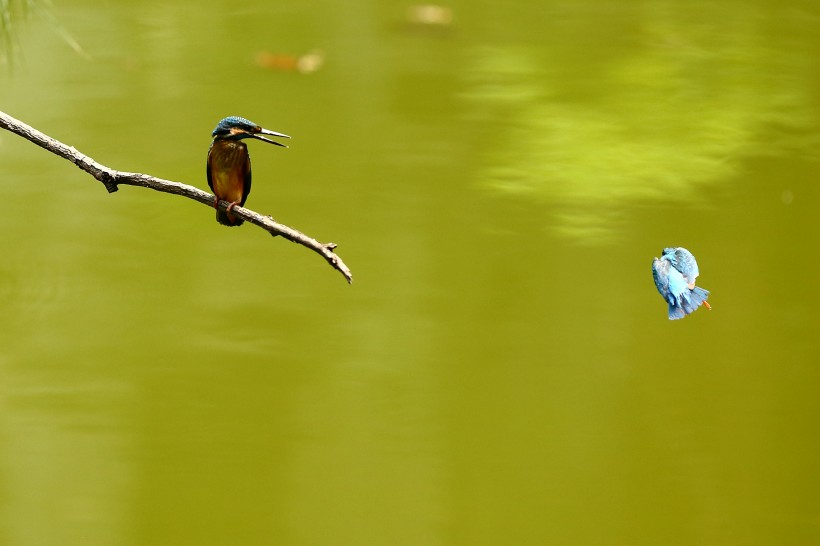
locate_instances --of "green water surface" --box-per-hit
[1,1,819,544]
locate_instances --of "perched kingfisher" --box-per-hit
[652,247,712,320]
[207,116,290,226]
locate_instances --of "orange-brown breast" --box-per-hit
[208,139,251,206]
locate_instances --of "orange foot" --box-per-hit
[703,301,712,311]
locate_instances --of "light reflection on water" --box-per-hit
[460,5,818,243]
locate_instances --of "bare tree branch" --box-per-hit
[0,110,353,283]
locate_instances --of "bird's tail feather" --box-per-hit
[688,286,710,308]
[677,286,710,317]
[668,287,710,319]
[667,303,686,320]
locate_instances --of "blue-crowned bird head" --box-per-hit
[660,247,681,265]
[660,247,699,283]
[211,116,291,147]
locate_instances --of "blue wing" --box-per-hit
[665,266,691,319]
[663,247,700,286]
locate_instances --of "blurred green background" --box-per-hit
[1,0,819,544]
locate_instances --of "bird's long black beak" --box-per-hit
[252,128,291,147]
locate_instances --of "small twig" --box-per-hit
[0,110,353,283]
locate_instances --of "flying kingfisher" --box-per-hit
[207,116,290,226]
[652,247,712,320]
